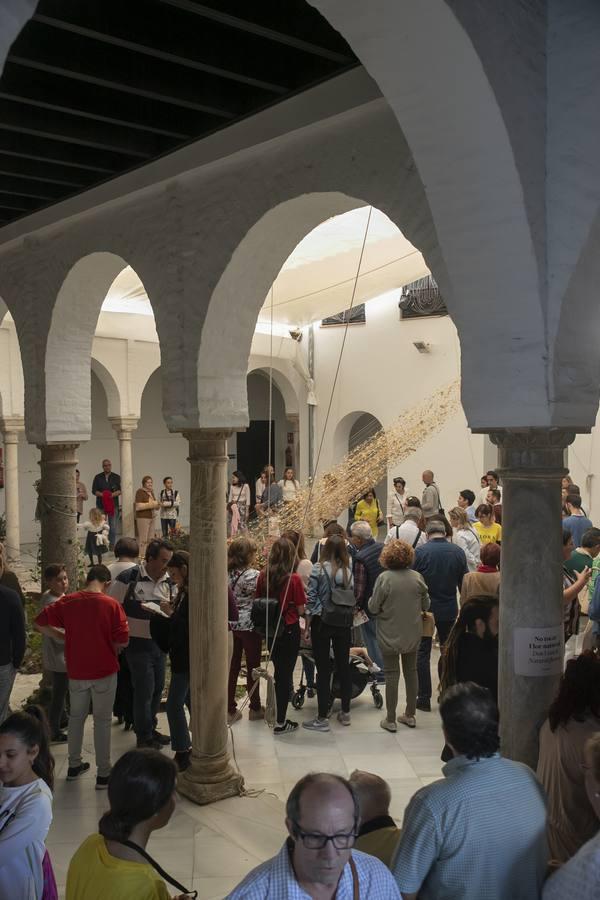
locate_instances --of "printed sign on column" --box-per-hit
[514,627,563,676]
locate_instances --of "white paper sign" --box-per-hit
[514,627,563,676]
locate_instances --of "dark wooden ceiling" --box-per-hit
[0,0,357,225]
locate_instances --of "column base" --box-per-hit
[177,750,244,805]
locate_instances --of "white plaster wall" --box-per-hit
[312,291,485,510]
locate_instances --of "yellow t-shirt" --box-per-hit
[66,834,170,900]
[354,499,380,537]
[474,521,502,544]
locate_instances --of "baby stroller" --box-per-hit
[291,645,383,712]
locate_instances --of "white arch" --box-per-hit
[197,192,363,430]
[90,357,122,420]
[247,364,300,418]
[310,0,548,428]
[43,253,156,442]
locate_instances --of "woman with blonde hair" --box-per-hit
[135,476,160,558]
[227,536,263,724]
[448,506,480,572]
[369,539,430,732]
[82,508,109,566]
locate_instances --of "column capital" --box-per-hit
[489,427,574,478]
[0,416,25,439]
[109,416,139,437]
[184,428,234,461]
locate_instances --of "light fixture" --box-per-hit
[413,341,431,353]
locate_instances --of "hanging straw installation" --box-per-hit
[248,380,461,558]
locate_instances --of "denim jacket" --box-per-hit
[306,562,353,617]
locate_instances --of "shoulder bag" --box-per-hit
[117,839,197,898]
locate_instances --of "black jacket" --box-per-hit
[150,590,189,674]
[0,585,26,668]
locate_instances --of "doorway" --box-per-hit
[236,419,275,507]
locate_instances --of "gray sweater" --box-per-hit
[368,569,430,654]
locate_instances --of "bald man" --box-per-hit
[421,470,442,520]
[351,770,401,867]
[228,772,400,898]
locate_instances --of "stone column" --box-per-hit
[109,417,138,539]
[178,429,244,804]
[490,428,574,768]
[0,417,24,561]
[37,443,79,590]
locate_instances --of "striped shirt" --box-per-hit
[393,753,548,900]
[226,842,400,899]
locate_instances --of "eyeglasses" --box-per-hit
[292,823,357,850]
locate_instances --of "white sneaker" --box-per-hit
[368,663,382,674]
[380,718,397,733]
[302,718,330,733]
[337,711,351,726]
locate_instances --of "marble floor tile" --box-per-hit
[38,649,447,898]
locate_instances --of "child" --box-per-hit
[83,507,109,566]
[0,706,57,900]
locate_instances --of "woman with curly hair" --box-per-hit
[368,539,430,732]
[439,596,499,701]
[227,537,263,725]
[537,652,600,863]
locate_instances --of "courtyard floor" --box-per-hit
[11,652,445,899]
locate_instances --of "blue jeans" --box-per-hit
[108,510,119,546]
[126,642,166,743]
[360,618,385,678]
[167,670,191,752]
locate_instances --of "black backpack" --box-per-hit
[321,565,355,629]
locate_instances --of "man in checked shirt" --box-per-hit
[227,772,400,899]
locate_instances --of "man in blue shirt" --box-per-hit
[413,520,467,710]
[563,494,593,549]
[393,683,548,900]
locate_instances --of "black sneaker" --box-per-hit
[95,775,110,790]
[307,688,315,698]
[416,699,432,712]
[174,750,191,772]
[273,720,298,736]
[152,730,171,746]
[66,762,90,781]
[51,732,68,744]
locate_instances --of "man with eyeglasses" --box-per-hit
[227,772,400,898]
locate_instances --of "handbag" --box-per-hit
[321,566,355,629]
[422,611,435,638]
[250,596,284,646]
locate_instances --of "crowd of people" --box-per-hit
[1,461,600,897]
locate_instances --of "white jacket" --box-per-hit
[453,527,481,571]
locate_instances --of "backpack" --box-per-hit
[321,565,355,629]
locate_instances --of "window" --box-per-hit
[321,304,366,327]
[399,276,447,319]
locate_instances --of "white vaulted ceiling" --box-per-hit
[101,206,429,328]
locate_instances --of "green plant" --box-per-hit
[168,525,190,552]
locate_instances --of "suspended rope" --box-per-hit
[237,207,376,728]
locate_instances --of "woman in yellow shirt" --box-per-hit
[66,749,194,900]
[474,504,502,544]
[354,489,383,538]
